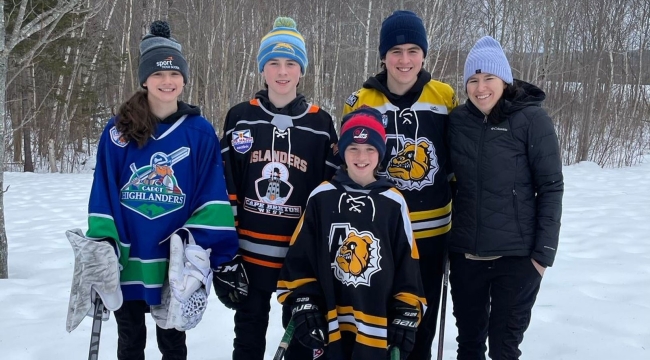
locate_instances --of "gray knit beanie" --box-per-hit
[463,36,513,86]
[138,21,189,87]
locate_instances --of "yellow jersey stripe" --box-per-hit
[410,201,452,221]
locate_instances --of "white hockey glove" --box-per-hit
[152,229,212,331]
[65,229,123,333]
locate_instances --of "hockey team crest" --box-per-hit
[345,93,358,107]
[329,224,382,288]
[110,126,129,147]
[120,147,190,219]
[232,129,254,154]
[383,135,438,191]
[313,349,324,359]
[243,162,301,218]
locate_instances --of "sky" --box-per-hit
[0,158,649,359]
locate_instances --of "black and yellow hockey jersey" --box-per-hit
[277,170,426,359]
[343,70,457,243]
[221,90,340,291]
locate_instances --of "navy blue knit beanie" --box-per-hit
[379,10,428,59]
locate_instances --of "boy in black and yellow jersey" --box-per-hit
[342,10,457,360]
[278,108,426,360]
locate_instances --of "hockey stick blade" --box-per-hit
[88,296,105,360]
[272,319,296,360]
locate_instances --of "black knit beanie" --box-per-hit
[379,10,428,59]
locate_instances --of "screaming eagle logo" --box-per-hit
[120,147,190,219]
[383,135,438,191]
[329,223,382,287]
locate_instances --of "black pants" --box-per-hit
[448,253,542,360]
[114,300,187,360]
[233,285,314,360]
[407,236,446,360]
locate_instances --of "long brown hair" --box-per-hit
[115,90,158,148]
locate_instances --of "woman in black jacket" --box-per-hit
[447,36,563,360]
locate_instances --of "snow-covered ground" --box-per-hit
[0,160,649,359]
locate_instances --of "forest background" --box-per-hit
[0,0,648,277]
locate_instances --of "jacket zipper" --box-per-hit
[474,115,488,255]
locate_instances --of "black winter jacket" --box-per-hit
[448,80,563,267]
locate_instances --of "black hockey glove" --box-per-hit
[212,255,249,310]
[387,305,419,360]
[291,297,327,350]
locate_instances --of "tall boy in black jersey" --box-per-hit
[343,10,457,359]
[213,16,340,360]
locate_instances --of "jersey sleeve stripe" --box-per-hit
[242,255,283,268]
[410,201,452,221]
[239,228,292,242]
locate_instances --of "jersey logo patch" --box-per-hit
[313,349,324,359]
[120,147,190,219]
[110,126,129,147]
[383,135,438,191]
[345,93,358,107]
[243,162,301,218]
[329,223,382,288]
[232,129,254,154]
[381,113,388,127]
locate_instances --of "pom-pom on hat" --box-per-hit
[339,107,387,161]
[138,20,189,87]
[463,36,513,86]
[257,17,308,75]
[379,10,428,59]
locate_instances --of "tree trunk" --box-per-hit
[363,0,373,80]
[48,139,58,173]
[23,125,33,172]
[0,1,9,279]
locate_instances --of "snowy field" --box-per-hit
[0,159,649,360]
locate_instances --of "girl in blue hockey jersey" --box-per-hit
[85,21,237,359]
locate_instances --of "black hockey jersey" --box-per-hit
[277,170,426,359]
[221,91,340,291]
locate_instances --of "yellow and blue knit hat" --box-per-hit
[257,17,308,75]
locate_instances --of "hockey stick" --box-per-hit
[390,346,401,360]
[273,319,296,360]
[88,296,105,360]
[437,251,450,360]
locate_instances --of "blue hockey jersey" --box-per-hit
[86,103,238,305]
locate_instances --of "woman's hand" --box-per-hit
[531,258,545,276]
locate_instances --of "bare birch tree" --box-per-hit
[0,0,107,278]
